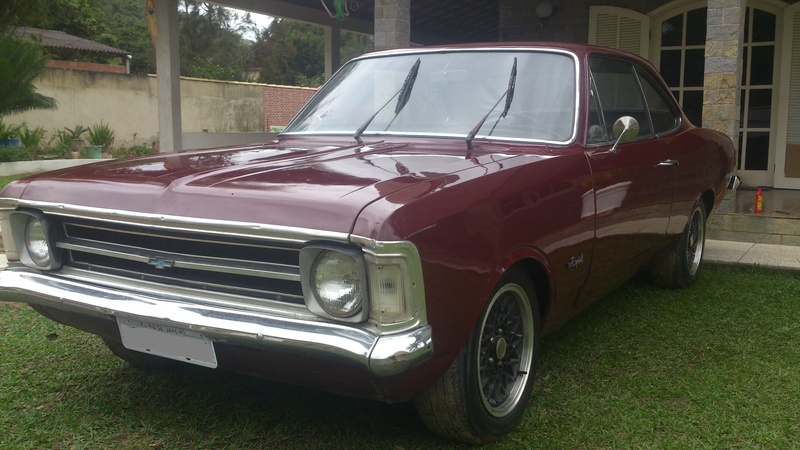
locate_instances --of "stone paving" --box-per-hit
[704,239,800,272]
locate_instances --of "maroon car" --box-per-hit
[0,43,734,444]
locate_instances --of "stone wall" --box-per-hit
[702,0,746,143]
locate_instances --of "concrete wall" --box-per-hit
[5,68,268,148]
[182,131,278,150]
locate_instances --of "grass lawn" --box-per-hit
[2,266,799,448]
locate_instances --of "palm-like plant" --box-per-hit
[0,32,57,116]
[88,122,116,151]
[19,123,44,147]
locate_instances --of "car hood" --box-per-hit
[5,138,523,234]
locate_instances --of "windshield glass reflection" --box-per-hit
[284,50,577,143]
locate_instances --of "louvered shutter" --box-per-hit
[785,7,800,178]
[589,6,650,60]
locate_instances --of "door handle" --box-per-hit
[656,159,678,167]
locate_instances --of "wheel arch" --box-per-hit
[701,189,715,217]
[487,248,553,329]
[515,258,552,327]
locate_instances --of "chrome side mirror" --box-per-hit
[610,116,639,154]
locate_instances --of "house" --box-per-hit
[15,27,132,74]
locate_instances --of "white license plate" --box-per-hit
[117,317,218,368]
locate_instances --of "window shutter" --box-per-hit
[788,9,800,146]
[589,6,650,60]
[785,7,800,178]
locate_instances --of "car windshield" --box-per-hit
[283,49,578,143]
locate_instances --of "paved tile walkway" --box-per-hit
[704,239,800,271]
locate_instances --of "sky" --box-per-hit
[235,9,274,41]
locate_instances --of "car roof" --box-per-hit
[357,41,643,62]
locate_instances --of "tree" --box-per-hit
[251,19,373,87]
[94,0,156,74]
[7,0,373,85]
[178,0,254,80]
[253,19,325,86]
[0,0,57,117]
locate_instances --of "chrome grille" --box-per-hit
[57,218,305,304]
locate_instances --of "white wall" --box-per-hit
[5,69,267,149]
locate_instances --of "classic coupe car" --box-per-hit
[0,43,733,444]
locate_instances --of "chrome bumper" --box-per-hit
[0,268,433,377]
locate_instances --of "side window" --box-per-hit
[589,56,653,138]
[588,77,608,144]
[636,67,680,134]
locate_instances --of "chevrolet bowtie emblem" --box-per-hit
[147,256,175,269]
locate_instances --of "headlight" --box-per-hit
[24,216,51,266]
[9,210,62,270]
[300,245,369,322]
[312,250,363,317]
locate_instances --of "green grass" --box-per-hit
[2,267,800,449]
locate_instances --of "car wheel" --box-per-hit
[414,268,540,444]
[651,201,707,288]
[101,336,177,369]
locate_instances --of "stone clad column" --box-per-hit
[703,0,746,149]
[374,0,410,51]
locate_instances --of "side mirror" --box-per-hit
[610,116,639,154]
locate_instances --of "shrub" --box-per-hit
[63,125,89,140]
[112,145,157,158]
[0,145,32,162]
[19,124,45,158]
[88,122,116,150]
[0,119,21,140]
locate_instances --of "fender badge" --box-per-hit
[567,254,584,270]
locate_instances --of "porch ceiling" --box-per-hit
[215,0,499,44]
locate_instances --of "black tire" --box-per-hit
[101,336,178,369]
[414,268,541,444]
[651,201,707,288]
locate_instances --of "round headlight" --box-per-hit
[311,250,363,317]
[25,216,51,267]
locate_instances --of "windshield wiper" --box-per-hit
[466,57,517,150]
[353,58,421,144]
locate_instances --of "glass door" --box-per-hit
[738,7,777,187]
[656,6,707,127]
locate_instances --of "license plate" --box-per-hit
[117,317,218,368]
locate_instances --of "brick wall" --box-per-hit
[263,85,318,129]
[45,60,127,74]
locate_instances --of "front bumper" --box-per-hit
[0,268,433,377]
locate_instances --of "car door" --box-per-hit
[578,55,677,304]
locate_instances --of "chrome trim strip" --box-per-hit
[57,266,307,314]
[284,48,581,146]
[0,268,433,376]
[0,199,350,245]
[281,130,573,146]
[58,238,301,282]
